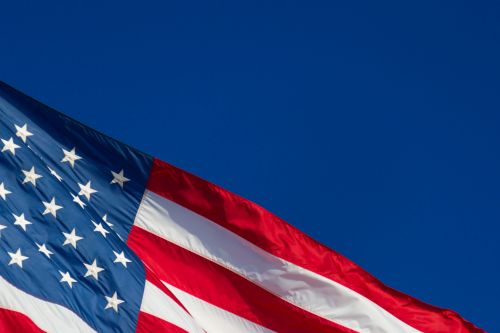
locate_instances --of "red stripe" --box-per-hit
[0,308,45,333]
[147,158,484,333]
[128,225,354,333]
[136,311,188,333]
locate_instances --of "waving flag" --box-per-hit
[0,81,483,332]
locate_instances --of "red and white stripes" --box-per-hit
[138,280,205,333]
[4,157,483,332]
[0,275,95,332]
[127,158,484,333]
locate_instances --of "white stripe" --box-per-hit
[0,275,96,333]
[135,190,422,333]
[141,280,205,333]
[163,281,275,333]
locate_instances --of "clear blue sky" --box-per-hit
[1,1,498,331]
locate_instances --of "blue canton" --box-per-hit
[0,82,152,332]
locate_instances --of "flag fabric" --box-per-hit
[0,81,483,333]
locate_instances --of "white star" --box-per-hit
[42,197,63,217]
[59,271,77,288]
[61,147,82,168]
[92,221,109,238]
[105,292,124,312]
[110,169,130,188]
[0,224,6,237]
[102,214,113,228]
[70,193,86,209]
[84,259,104,280]
[1,137,20,155]
[78,181,97,200]
[36,243,53,258]
[22,166,42,186]
[113,251,132,267]
[62,228,83,249]
[8,248,28,268]
[12,213,32,231]
[15,124,33,143]
[47,166,63,182]
[0,182,12,200]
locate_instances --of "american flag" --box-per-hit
[0,81,483,332]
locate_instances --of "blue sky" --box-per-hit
[1,1,498,331]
